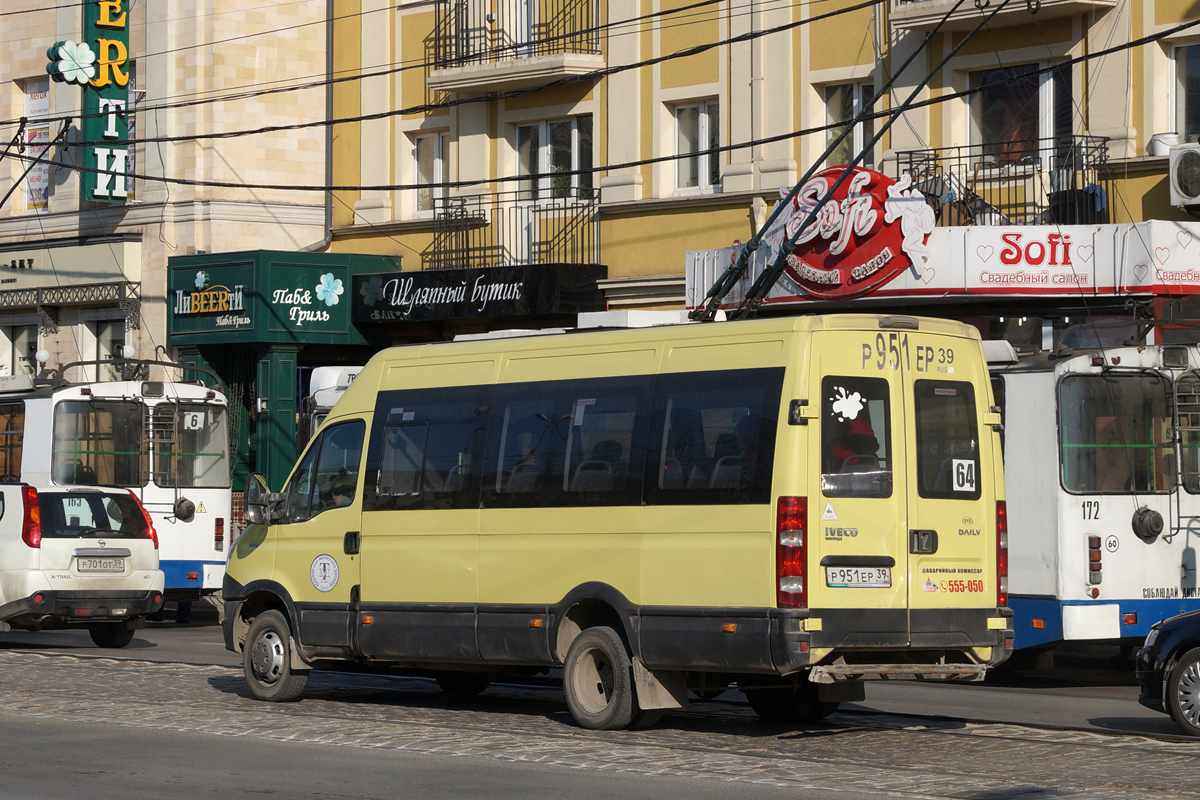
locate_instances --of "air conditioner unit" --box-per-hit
[1170,143,1200,207]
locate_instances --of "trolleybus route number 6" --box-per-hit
[862,333,954,373]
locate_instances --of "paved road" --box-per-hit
[0,615,1173,736]
[0,648,1197,799]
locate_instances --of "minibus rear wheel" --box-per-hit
[743,679,836,722]
[563,626,636,730]
[436,671,494,696]
[244,610,308,702]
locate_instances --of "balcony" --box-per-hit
[890,0,1117,32]
[424,189,599,271]
[890,135,1112,227]
[428,0,604,93]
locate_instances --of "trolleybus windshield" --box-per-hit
[153,402,230,488]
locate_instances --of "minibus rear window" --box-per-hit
[914,381,981,500]
[821,376,892,498]
[1059,373,1174,494]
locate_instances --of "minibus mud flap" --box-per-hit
[809,663,988,683]
[632,657,688,710]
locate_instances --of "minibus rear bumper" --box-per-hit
[639,605,1014,675]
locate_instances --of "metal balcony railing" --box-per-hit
[891,135,1112,226]
[433,0,601,69]
[425,189,599,271]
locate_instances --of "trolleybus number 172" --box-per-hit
[862,333,954,373]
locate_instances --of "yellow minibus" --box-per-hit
[224,313,1012,729]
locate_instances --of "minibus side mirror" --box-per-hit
[244,473,272,525]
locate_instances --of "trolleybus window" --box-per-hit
[914,380,981,500]
[1059,374,1175,494]
[370,386,492,510]
[821,376,891,498]
[285,421,364,521]
[154,403,230,488]
[52,400,147,486]
[645,368,782,506]
[484,376,652,508]
[0,402,23,481]
[1179,374,1200,493]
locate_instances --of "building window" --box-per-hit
[825,83,874,168]
[1177,45,1200,144]
[516,116,593,201]
[96,319,126,382]
[674,101,720,191]
[969,63,1072,167]
[414,132,448,214]
[23,79,51,213]
[4,325,37,377]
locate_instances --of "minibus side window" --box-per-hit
[1059,374,1175,494]
[820,376,891,498]
[285,420,365,521]
[482,376,652,508]
[644,368,783,506]
[366,386,492,511]
[913,380,981,500]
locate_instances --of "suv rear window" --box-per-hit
[37,492,151,540]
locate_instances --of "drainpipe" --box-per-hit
[302,0,335,253]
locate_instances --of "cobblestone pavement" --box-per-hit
[1,650,1198,799]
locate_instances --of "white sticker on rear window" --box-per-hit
[934,387,957,396]
[951,459,976,492]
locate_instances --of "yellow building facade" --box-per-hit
[329,0,1200,335]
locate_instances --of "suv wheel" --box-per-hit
[89,622,135,649]
[1168,646,1200,736]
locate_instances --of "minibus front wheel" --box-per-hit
[564,626,639,730]
[244,610,309,702]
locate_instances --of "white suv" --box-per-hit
[0,485,164,648]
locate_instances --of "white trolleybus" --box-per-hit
[0,359,231,601]
[990,337,1200,653]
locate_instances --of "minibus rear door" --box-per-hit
[809,331,911,646]
[898,332,995,642]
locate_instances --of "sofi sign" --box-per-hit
[46,0,131,203]
[760,167,935,300]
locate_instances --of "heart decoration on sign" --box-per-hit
[1156,247,1171,265]
[1075,245,1093,262]
[922,267,936,285]
[1179,231,1193,249]
[976,245,994,262]
[1133,263,1149,282]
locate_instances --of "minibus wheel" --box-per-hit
[244,610,308,702]
[1167,646,1200,736]
[88,622,135,649]
[563,626,635,730]
[435,671,494,696]
[743,679,834,722]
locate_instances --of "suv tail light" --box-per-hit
[214,517,224,551]
[127,489,159,549]
[21,486,41,548]
[997,500,1008,607]
[777,496,807,608]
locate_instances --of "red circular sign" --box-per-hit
[777,167,934,301]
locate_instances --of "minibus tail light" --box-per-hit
[21,486,40,549]
[777,496,807,609]
[127,489,159,549]
[997,501,1008,607]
